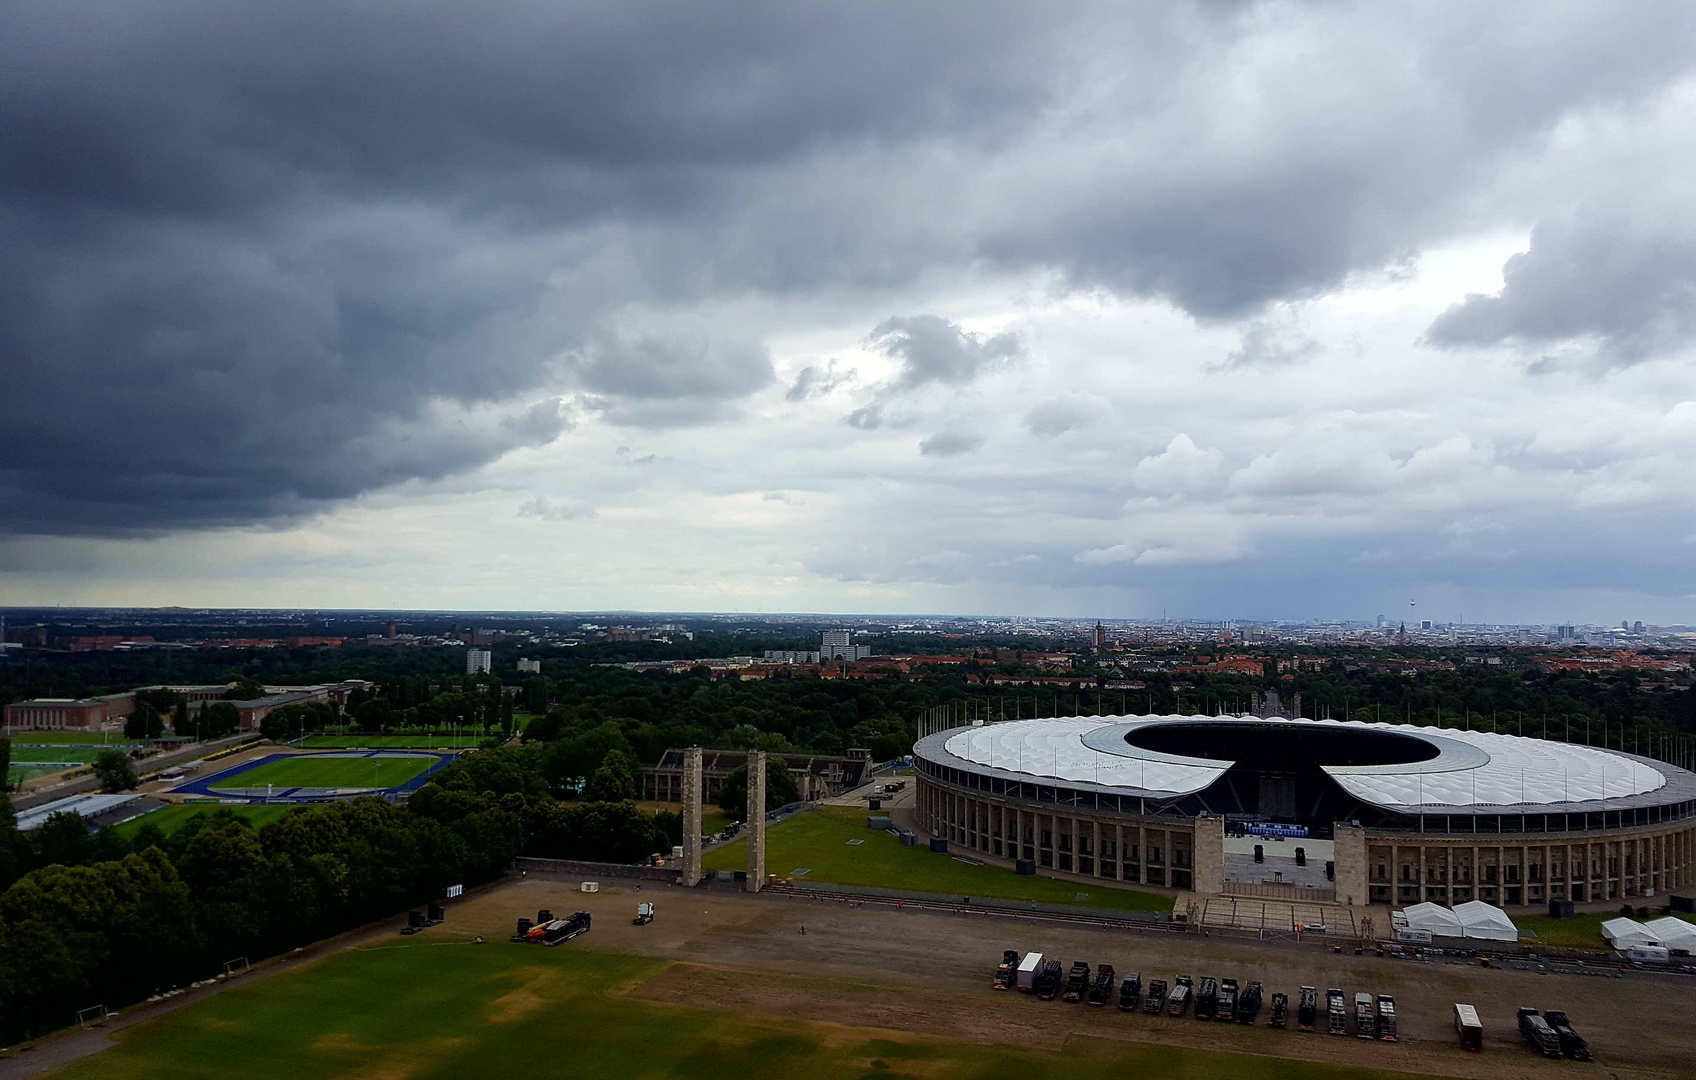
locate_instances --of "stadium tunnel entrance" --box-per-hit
[1126,721,1438,833]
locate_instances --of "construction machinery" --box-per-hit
[632,903,654,926]
[1268,992,1289,1029]
[1375,994,1397,1042]
[1543,1010,1590,1062]
[1035,960,1064,1000]
[1194,977,1218,1021]
[1142,980,1167,1015]
[1454,1003,1484,1051]
[1326,988,1348,1036]
[1217,979,1238,1022]
[1297,986,1319,1032]
[1117,973,1141,1012]
[1016,952,1044,993]
[1167,975,1192,1017]
[1086,964,1116,1006]
[1518,1008,1562,1058]
[1236,981,1263,1025]
[1062,961,1092,1003]
[994,950,1019,990]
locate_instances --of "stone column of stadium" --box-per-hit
[747,749,767,892]
[681,746,703,887]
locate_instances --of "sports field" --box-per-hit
[112,804,299,838]
[209,755,435,792]
[703,805,1170,912]
[297,734,495,749]
[3,731,136,745]
[46,937,1432,1080]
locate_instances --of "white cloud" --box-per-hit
[1133,434,1224,493]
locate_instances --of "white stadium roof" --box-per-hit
[930,714,1691,814]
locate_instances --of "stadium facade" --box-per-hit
[912,715,1696,909]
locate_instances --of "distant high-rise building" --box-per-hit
[516,657,541,674]
[821,629,870,661]
[1634,621,1645,633]
[1420,620,1432,631]
[1092,622,1106,648]
[1375,614,1385,628]
[466,648,492,675]
[1556,625,1576,641]
[386,619,397,639]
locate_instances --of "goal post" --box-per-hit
[224,956,250,976]
[76,1004,109,1026]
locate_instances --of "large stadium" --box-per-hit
[913,715,1696,910]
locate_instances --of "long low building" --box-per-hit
[913,714,1696,910]
[643,748,872,803]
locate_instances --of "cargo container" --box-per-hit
[1118,973,1142,1012]
[1167,976,1192,1017]
[1062,961,1092,1003]
[1143,979,1167,1015]
[1297,986,1319,1032]
[1236,981,1263,1025]
[1326,988,1347,1036]
[1543,1010,1590,1062]
[1194,977,1218,1021]
[1217,979,1238,1022]
[1087,964,1116,1006]
[1036,960,1064,1000]
[1268,992,1289,1029]
[1017,952,1043,992]
[1454,1003,1483,1050]
[994,950,1019,990]
[1376,995,1397,1042]
[1355,993,1376,1039]
[1518,1008,1561,1058]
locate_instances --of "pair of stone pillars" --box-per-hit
[680,747,766,891]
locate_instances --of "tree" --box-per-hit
[716,759,799,820]
[582,749,636,802]
[93,749,138,793]
[0,736,10,792]
[200,701,241,740]
[124,705,164,741]
[521,676,553,714]
[172,698,190,735]
[224,676,266,701]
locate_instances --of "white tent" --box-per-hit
[1645,917,1696,954]
[1401,902,1465,938]
[1601,917,1659,949]
[1454,900,1519,942]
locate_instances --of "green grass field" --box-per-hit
[1515,909,1696,949]
[3,731,136,745]
[298,735,482,749]
[10,746,109,764]
[210,755,435,791]
[9,764,69,785]
[46,939,1434,1080]
[111,804,300,838]
[704,806,1170,912]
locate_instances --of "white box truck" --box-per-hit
[1016,952,1043,993]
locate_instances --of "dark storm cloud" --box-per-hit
[1427,211,1696,365]
[4,2,1696,536]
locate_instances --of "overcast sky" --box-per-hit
[3,2,1695,623]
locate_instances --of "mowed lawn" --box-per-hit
[210,755,434,791]
[1515,909,1696,949]
[298,735,484,749]
[112,804,300,838]
[5,731,137,745]
[10,746,110,764]
[704,806,1170,912]
[49,941,1436,1080]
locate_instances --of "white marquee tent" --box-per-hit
[1645,916,1696,954]
[1601,917,1660,949]
[1400,902,1465,938]
[1454,900,1519,942]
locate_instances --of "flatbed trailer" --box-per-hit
[1086,964,1116,1006]
[1519,1008,1562,1059]
[1143,980,1167,1015]
[1217,979,1238,1022]
[1268,992,1289,1029]
[1194,977,1218,1021]
[1117,973,1142,1012]
[1355,993,1376,1039]
[1062,961,1092,1003]
[1035,960,1063,1000]
[1326,988,1348,1036]
[1236,981,1263,1025]
[1167,976,1192,1017]
[994,950,1019,990]
[1543,1010,1590,1062]
[1376,994,1397,1042]
[1297,986,1319,1032]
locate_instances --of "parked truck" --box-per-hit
[1297,986,1319,1032]
[1194,977,1218,1021]
[1217,979,1239,1022]
[1142,979,1168,1015]
[1117,973,1142,1012]
[527,911,591,946]
[1268,991,1289,1029]
[1543,1010,1590,1062]
[1236,981,1263,1025]
[1355,993,1376,1039]
[1035,960,1064,1000]
[1086,964,1116,1006]
[1062,961,1092,1003]
[994,950,1019,990]
[1454,1003,1484,1051]
[1167,976,1193,1017]
[1326,988,1348,1036]
[632,902,654,926]
[1016,952,1043,992]
[1519,1008,1562,1058]
[1376,995,1397,1042]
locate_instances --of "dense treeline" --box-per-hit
[0,743,675,1043]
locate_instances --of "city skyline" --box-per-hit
[4,4,1696,623]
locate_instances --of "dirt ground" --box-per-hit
[431,875,1689,1080]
